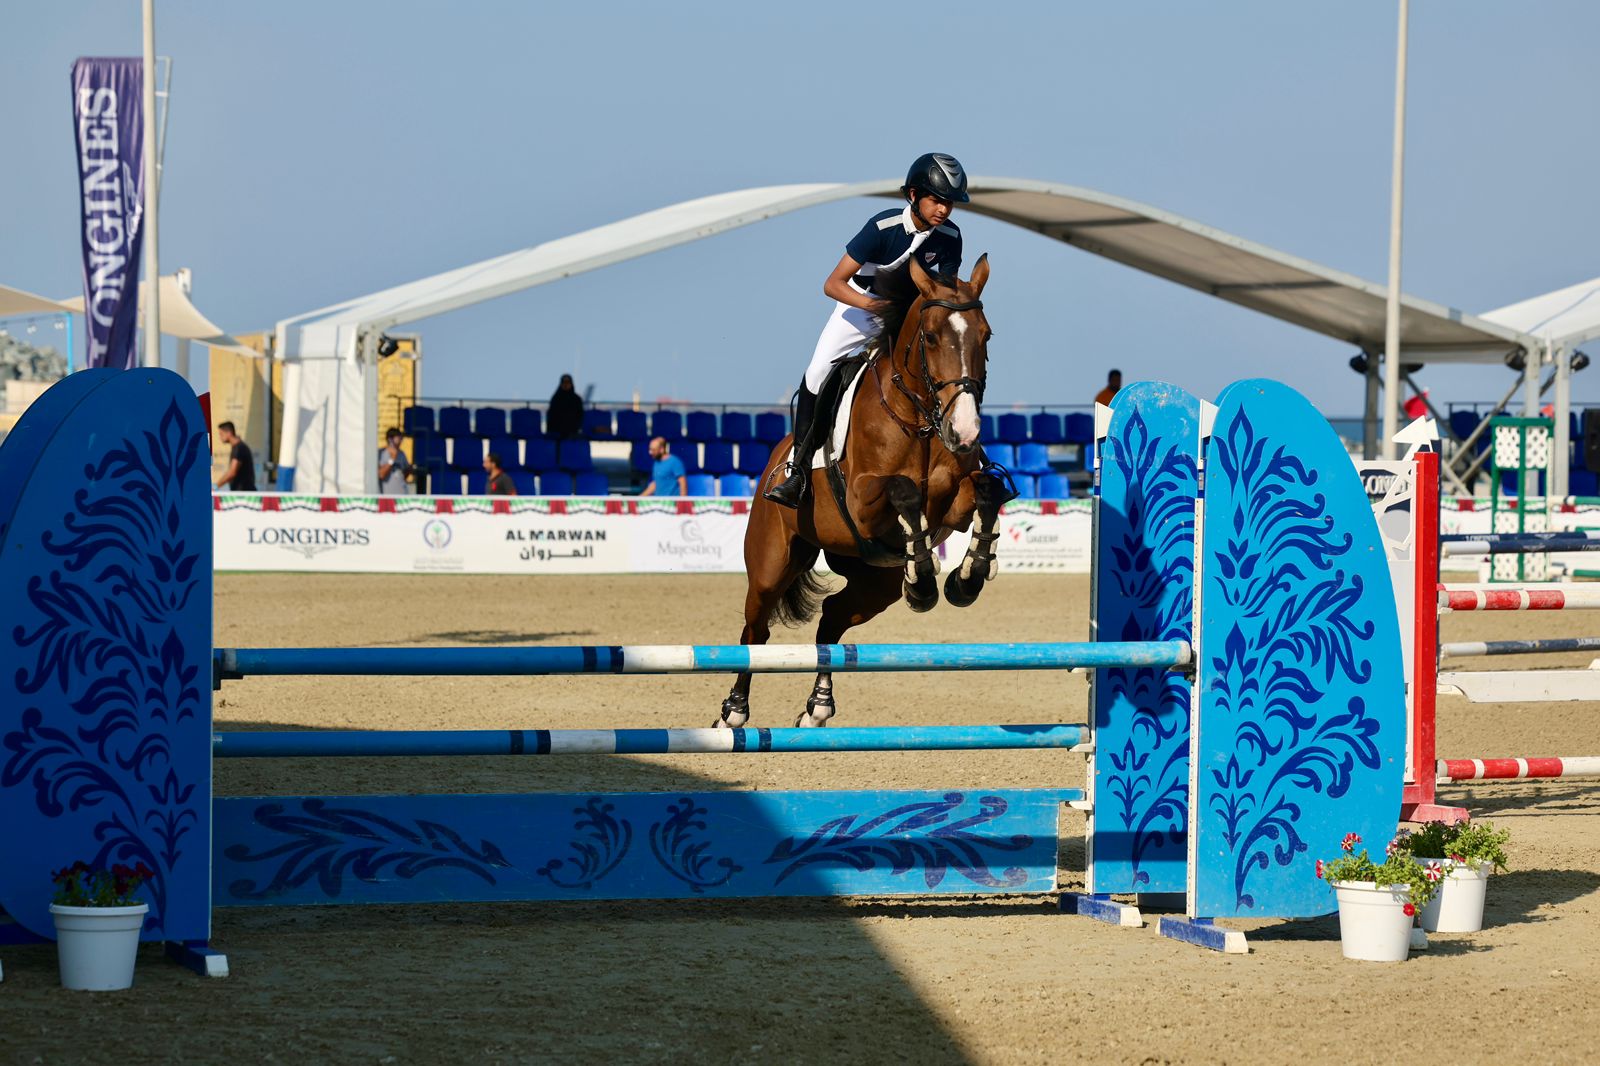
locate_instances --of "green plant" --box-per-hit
[1318,832,1443,912]
[51,861,153,908]
[1396,821,1511,874]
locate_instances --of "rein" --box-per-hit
[875,296,986,440]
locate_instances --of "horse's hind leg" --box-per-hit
[945,470,1010,608]
[719,520,823,728]
[796,556,905,727]
[884,474,939,613]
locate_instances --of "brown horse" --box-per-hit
[720,255,1010,728]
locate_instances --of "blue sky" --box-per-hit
[6,1,1597,413]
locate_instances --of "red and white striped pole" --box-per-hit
[1440,757,1600,781]
[1439,586,1600,612]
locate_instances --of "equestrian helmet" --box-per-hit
[903,152,970,203]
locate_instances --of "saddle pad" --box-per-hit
[786,359,869,471]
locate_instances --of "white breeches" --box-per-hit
[804,294,884,392]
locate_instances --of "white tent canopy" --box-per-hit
[273,177,1544,494]
[1481,275,1600,347]
[0,284,73,317]
[1,275,254,355]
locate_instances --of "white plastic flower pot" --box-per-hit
[50,903,148,991]
[1416,860,1491,933]
[1331,881,1414,962]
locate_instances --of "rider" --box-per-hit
[763,152,968,508]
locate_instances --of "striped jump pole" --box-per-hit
[1440,637,1600,658]
[214,640,1192,681]
[1438,756,1600,782]
[213,723,1090,758]
[1438,585,1600,612]
[1440,531,1600,556]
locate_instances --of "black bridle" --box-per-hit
[877,296,987,440]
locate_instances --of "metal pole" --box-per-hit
[1381,0,1410,459]
[139,0,161,370]
[1523,345,1542,418]
[1363,351,1380,459]
[1553,344,1571,498]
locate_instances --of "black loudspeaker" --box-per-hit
[1583,409,1600,472]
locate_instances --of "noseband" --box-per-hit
[877,297,986,440]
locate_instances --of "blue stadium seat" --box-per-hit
[438,406,472,437]
[1038,473,1071,499]
[539,471,574,495]
[985,443,1016,470]
[630,440,652,473]
[427,470,463,495]
[575,471,610,496]
[979,413,995,441]
[447,435,483,467]
[721,411,754,442]
[523,439,558,472]
[997,413,1029,443]
[1063,412,1095,445]
[1030,413,1065,444]
[719,473,753,498]
[737,441,772,476]
[509,471,537,495]
[465,469,489,495]
[1570,468,1599,497]
[557,440,594,472]
[673,443,701,474]
[652,410,684,440]
[487,436,521,470]
[1448,409,1483,449]
[1017,443,1052,475]
[701,441,735,475]
[583,408,613,438]
[616,410,649,441]
[754,411,788,444]
[420,434,448,468]
[684,474,718,498]
[1009,474,1037,498]
[475,407,507,438]
[403,405,435,435]
[686,410,718,440]
[509,408,543,439]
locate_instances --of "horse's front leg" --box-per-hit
[945,469,1009,607]
[883,474,939,613]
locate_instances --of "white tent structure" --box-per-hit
[273,177,1568,494]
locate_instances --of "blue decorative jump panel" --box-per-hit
[1088,381,1198,898]
[214,789,1078,905]
[0,369,215,943]
[1190,379,1405,919]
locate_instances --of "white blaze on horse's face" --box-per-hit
[943,312,981,453]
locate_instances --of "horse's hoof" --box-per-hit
[943,569,980,608]
[719,694,750,729]
[904,580,939,613]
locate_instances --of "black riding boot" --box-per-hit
[764,382,820,509]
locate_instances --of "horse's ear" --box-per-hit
[968,253,990,297]
[909,255,939,299]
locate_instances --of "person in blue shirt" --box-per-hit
[640,435,687,496]
[764,152,968,508]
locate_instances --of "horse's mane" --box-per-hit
[867,266,962,360]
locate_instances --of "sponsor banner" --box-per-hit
[71,57,145,371]
[213,497,1096,575]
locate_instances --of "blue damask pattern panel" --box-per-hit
[214,788,1076,905]
[1088,382,1198,897]
[0,369,214,942]
[1190,379,1405,919]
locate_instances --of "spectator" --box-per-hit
[1094,369,1122,407]
[548,373,585,440]
[214,421,257,491]
[639,436,687,497]
[378,427,411,494]
[484,452,516,496]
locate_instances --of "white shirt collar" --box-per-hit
[899,204,921,235]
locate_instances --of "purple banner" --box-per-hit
[71,57,145,371]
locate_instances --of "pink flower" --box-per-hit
[1403,903,1416,917]
[1315,859,1325,879]
[1341,833,1361,853]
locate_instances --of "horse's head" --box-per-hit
[907,254,991,455]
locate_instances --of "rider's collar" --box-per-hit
[899,204,927,235]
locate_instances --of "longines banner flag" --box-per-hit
[70,57,145,371]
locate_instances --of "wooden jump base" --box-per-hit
[0,372,1409,971]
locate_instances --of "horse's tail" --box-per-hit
[772,570,830,627]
